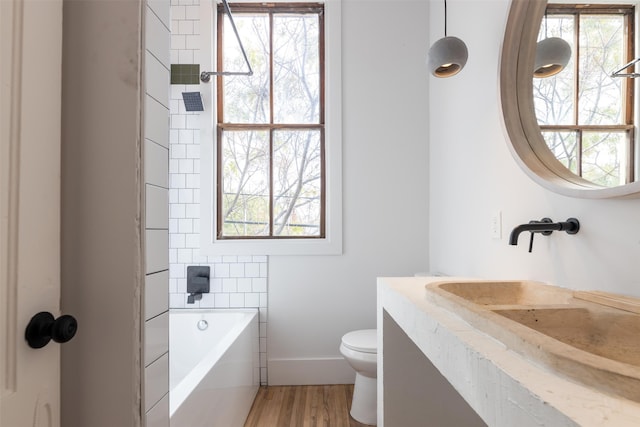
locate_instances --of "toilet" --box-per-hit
[340,329,377,425]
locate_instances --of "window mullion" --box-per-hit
[625,10,635,184]
[574,14,581,178]
[269,11,275,126]
[269,11,275,237]
[216,10,225,123]
[627,130,635,183]
[574,14,580,128]
[319,11,325,125]
[577,130,583,177]
[624,12,634,125]
[217,128,223,238]
[216,9,225,239]
[269,129,274,237]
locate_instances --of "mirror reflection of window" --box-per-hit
[533,4,636,187]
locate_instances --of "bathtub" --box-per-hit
[169,308,259,427]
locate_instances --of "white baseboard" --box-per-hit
[267,357,356,385]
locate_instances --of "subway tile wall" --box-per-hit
[145,0,171,425]
[169,0,268,385]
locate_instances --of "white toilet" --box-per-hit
[340,329,377,425]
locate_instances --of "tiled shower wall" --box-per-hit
[144,0,170,424]
[169,0,268,385]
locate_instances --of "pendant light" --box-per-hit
[427,0,468,78]
[534,9,571,78]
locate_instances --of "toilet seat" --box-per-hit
[341,329,377,354]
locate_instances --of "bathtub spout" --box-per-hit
[187,293,203,304]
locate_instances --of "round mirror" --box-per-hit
[500,0,640,198]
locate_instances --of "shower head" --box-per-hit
[181,92,204,112]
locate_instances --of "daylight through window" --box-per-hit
[216,3,325,239]
[533,4,636,187]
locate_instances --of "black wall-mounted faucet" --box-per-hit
[509,217,580,252]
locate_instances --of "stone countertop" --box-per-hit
[377,276,640,427]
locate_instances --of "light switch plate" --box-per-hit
[491,211,502,240]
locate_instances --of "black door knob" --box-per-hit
[25,312,78,349]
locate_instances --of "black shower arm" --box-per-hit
[200,0,254,82]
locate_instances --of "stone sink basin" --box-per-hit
[425,280,640,402]
[432,280,574,306]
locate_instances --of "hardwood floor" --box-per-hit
[244,385,371,427]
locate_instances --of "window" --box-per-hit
[217,3,325,239]
[199,0,342,255]
[534,4,636,187]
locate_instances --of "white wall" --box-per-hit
[268,0,431,385]
[429,0,640,295]
[168,0,430,385]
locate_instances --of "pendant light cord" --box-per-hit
[544,8,548,39]
[444,0,448,37]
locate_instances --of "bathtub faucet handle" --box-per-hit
[187,266,210,304]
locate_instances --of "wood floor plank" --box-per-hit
[266,387,286,425]
[244,385,370,427]
[304,386,321,427]
[277,386,296,427]
[330,384,350,427]
[289,386,306,427]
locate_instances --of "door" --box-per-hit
[1,0,64,426]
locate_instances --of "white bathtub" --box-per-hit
[169,308,259,427]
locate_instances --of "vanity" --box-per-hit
[377,277,640,426]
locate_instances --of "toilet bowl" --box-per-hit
[340,329,377,425]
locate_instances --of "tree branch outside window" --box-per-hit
[216,3,325,239]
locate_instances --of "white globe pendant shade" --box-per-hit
[427,36,468,78]
[534,37,571,78]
